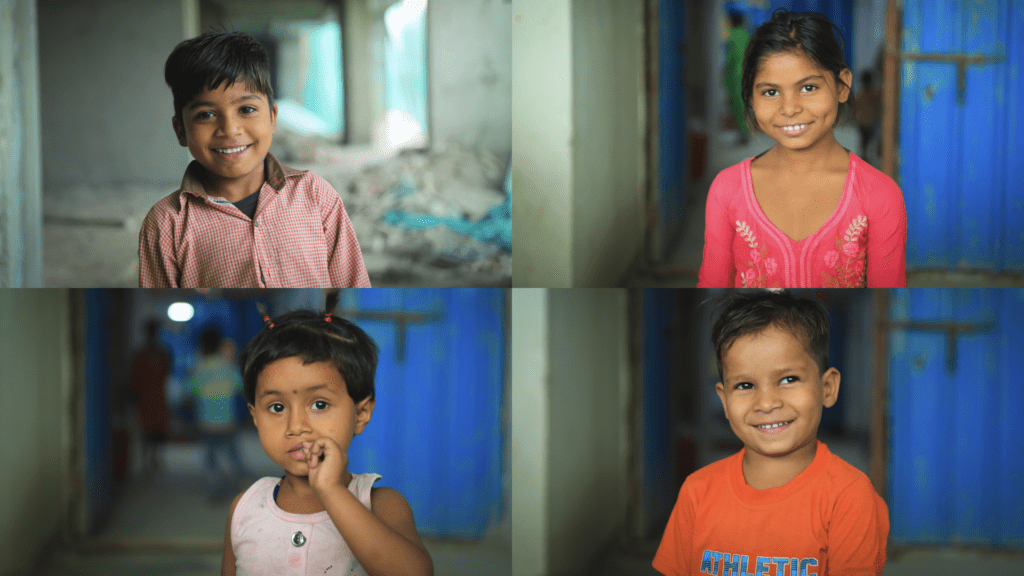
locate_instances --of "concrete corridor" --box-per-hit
[34,429,510,575]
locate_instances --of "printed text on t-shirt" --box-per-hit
[700,550,819,576]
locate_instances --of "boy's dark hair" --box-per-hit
[711,290,830,379]
[199,327,222,357]
[741,9,854,134]
[165,31,275,124]
[239,308,379,406]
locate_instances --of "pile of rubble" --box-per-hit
[276,135,510,287]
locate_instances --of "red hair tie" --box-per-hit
[324,313,333,323]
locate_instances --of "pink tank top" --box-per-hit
[231,473,381,575]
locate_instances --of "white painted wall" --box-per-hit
[0,290,73,576]
[512,0,574,287]
[429,0,512,163]
[0,0,43,287]
[511,289,550,576]
[512,289,630,575]
[513,0,646,287]
[37,0,191,187]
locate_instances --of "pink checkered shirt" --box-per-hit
[139,154,370,288]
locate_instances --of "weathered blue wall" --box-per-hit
[888,289,1024,546]
[657,0,688,258]
[346,289,505,539]
[900,0,1024,271]
[83,290,113,535]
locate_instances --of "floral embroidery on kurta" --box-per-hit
[735,221,779,288]
[823,215,868,287]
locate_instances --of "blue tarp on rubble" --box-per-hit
[382,166,511,251]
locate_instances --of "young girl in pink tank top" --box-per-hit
[222,294,433,576]
[698,9,907,288]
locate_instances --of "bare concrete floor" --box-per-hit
[35,429,509,575]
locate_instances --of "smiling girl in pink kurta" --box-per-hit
[698,9,906,288]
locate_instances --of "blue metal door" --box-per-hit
[888,289,1024,546]
[83,290,115,535]
[342,289,505,539]
[900,0,1024,271]
[654,0,688,259]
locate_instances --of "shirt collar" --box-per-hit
[179,152,301,199]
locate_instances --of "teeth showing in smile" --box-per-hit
[756,420,793,429]
[781,124,807,132]
[215,144,249,154]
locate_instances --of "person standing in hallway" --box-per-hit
[129,318,171,474]
[854,70,882,164]
[184,326,250,503]
[726,9,750,145]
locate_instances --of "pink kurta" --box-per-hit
[698,152,906,288]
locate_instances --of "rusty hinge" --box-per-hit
[886,319,995,372]
[901,52,1004,104]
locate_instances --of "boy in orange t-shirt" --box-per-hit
[653,291,888,576]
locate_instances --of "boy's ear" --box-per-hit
[248,403,257,425]
[821,368,841,408]
[270,102,277,133]
[354,397,375,434]
[715,381,729,420]
[172,116,188,147]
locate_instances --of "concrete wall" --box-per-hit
[570,0,644,286]
[0,0,44,287]
[343,0,384,145]
[511,289,550,576]
[512,0,574,286]
[513,0,645,287]
[0,290,73,576]
[547,289,630,573]
[428,0,512,163]
[37,0,191,187]
[512,289,630,576]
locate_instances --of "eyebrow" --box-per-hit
[187,93,262,111]
[259,383,332,399]
[727,366,806,382]
[755,75,823,89]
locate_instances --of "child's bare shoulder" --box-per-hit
[228,490,245,518]
[370,486,413,514]
[369,486,430,553]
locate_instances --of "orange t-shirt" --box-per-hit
[653,441,888,576]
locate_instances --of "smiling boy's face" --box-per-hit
[172,80,277,197]
[248,357,373,479]
[715,324,839,462]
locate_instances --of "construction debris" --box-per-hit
[284,137,512,287]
